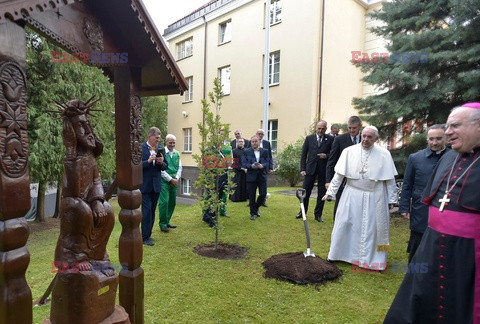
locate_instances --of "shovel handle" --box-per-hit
[296,188,306,202]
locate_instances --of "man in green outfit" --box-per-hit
[159,134,182,232]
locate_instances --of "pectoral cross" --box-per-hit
[438,193,450,212]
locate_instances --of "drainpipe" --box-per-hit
[202,15,208,126]
[262,0,271,141]
[318,0,326,117]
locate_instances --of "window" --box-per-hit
[219,20,232,44]
[183,128,192,152]
[268,51,280,85]
[267,120,278,153]
[270,0,282,25]
[182,178,192,195]
[218,66,231,95]
[184,77,193,102]
[176,37,193,60]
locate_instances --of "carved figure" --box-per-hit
[50,98,118,323]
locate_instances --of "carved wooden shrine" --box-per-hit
[0,1,187,323]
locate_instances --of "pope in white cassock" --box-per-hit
[323,126,397,270]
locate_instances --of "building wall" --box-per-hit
[164,0,384,193]
[166,0,324,168]
[321,0,368,126]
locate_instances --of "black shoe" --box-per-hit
[143,238,154,246]
[295,213,302,219]
[255,210,261,217]
[315,216,324,222]
[262,202,268,207]
[160,226,170,232]
[167,224,177,228]
[250,214,256,220]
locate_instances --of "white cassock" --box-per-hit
[326,144,397,270]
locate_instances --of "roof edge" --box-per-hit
[131,0,188,93]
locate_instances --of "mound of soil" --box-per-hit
[262,252,343,285]
[194,242,248,260]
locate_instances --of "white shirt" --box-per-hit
[254,150,260,162]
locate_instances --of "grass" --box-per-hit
[27,186,410,323]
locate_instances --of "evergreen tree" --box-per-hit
[352,0,480,137]
[142,96,168,139]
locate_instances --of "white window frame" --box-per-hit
[218,65,231,95]
[267,120,278,153]
[270,0,282,25]
[268,51,280,86]
[176,37,193,60]
[182,178,192,196]
[184,77,193,102]
[183,128,192,152]
[219,20,232,45]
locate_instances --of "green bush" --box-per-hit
[276,139,304,187]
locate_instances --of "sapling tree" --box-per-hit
[193,78,235,248]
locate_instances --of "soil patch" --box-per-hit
[194,242,248,260]
[262,252,343,285]
[27,217,60,244]
[28,217,60,233]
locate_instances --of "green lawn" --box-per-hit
[27,187,410,323]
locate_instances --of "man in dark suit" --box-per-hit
[141,127,168,246]
[256,129,273,207]
[325,116,362,220]
[398,124,449,262]
[295,120,333,222]
[230,138,248,202]
[231,129,250,149]
[241,135,270,220]
[330,124,340,137]
[256,129,273,170]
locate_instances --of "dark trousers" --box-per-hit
[300,174,326,217]
[141,191,159,241]
[247,180,266,215]
[407,230,424,263]
[333,180,346,221]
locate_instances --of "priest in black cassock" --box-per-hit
[385,102,480,324]
[230,138,248,202]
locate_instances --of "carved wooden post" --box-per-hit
[0,20,32,324]
[114,66,144,324]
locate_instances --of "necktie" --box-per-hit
[318,136,322,147]
[353,136,357,144]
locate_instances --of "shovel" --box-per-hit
[296,188,315,257]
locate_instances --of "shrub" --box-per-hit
[276,139,304,187]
